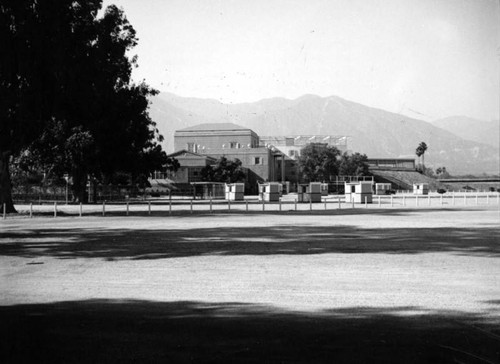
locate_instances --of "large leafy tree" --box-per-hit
[338,152,369,176]
[201,157,246,183]
[1,1,173,210]
[298,144,341,182]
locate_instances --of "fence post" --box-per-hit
[190,200,193,214]
[126,202,129,216]
[54,202,57,218]
[486,194,489,205]
[262,199,265,211]
[440,195,443,206]
[464,194,466,205]
[279,199,282,211]
[338,197,341,209]
[210,198,212,213]
[428,195,431,206]
[30,203,33,218]
[3,203,6,219]
[148,201,151,215]
[475,194,478,205]
[453,194,455,205]
[403,196,406,206]
[228,199,231,212]
[295,198,297,211]
[351,198,354,209]
[102,201,105,216]
[391,195,393,207]
[169,199,172,215]
[365,196,368,208]
[310,199,312,211]
[80,202,83,217]
[246,200,248,212]
[378,196,381,207]
[415,195,418,207]
[324,199,327,210]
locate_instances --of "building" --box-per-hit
[259,135,349,160]
[169,123,350,194]
[166,150,217,183]
[172,123,289,193]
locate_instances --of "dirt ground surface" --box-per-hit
[1,206,499,363]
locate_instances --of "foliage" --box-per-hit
[422,166,435,178]
[298,144,369,182]
[415,142,428,170]
[338,152,370,176]
[201,157,246,183]
[435,167,451,179]
[298,144,341,182]
[0,1,174,206]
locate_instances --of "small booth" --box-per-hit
[258,182,282,202]
[225,183,245,201]
[320,183,329,197]
[345,181,373,203]
[297,182,322,203]
[191,182,225,199]
[413,183,429,195]
[375,183,392,195]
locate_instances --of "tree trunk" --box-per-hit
[0,151,17,213]
[71,168,88,203]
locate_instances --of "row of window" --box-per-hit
[187,142,259,152]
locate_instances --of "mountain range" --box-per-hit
[148,92,499,175]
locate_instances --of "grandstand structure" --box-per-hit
[259,135,349,160]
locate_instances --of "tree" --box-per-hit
[415,142,428,171]
[201,157,246,183]
[435,167,450,179]
[0,1,172,209]
[298,144,341,182]
[338,152,370,176]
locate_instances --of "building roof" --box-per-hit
[176,123,252,132]
[168,149,217,161]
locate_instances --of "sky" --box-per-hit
[102,0,499,121]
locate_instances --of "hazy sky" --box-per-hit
[102,0,499,121]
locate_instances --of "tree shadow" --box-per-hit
[0,222,499,259]
[1,299,499,363]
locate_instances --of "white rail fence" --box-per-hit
[2,192,499,219]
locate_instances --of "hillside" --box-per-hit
[431,116,499,148]
[148,92,500,175]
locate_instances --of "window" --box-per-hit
[230,142,238,149]
[254,157,262,165]
[187,143,196,153]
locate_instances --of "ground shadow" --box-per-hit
[0,222,499,259]
[1,299,499,363]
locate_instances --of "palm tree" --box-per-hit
[415,142,428,170]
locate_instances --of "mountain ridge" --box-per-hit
[148,92,499,175]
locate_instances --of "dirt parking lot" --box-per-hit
[1,206,499,363]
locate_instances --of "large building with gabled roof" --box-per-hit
[169,123,351,194]
[171,123,292,193]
